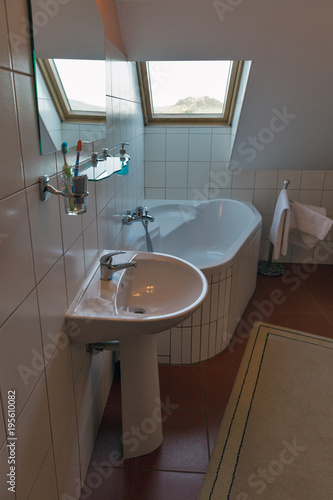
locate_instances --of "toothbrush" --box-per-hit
[62,141,71,179]
[74,139,82,177]
[62,141,73,210]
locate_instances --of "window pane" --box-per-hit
[147,61,232,115]
[53,59,106,113]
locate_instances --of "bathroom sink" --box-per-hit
[65,250,208,344]
[65,250,207,459]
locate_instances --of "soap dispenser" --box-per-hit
[120,142,130,160]
[117,142,130,176]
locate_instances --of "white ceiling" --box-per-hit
[116,0,333,170]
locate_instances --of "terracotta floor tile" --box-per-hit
[240,299,288,330]
[206,412,223,456]
[282,312,333,338]
[136,410,209,473]
[307,290,333,314]
[255,267,303,292]
[203,336,246,369]
[203,366,238,412]
[80,466,134,500]
[277,287,322,313]
[255,273,278,292]
[301,264,333,290]
[158,364,205,410]
[257,264,309,294]
[327,313,333,325]
[132,470,204,500]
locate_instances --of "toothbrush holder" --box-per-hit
[40,175,89,215]
[62,174,88,215]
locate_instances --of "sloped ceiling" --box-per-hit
[116,0,333,170]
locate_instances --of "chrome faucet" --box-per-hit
[122,206,154,225]
[100,251,137,281]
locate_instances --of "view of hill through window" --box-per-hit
[147,61,231,115]
[54,59,106,112]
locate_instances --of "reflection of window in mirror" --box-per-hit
[37,59,106,121]
[35,58,106,154]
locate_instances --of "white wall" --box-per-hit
[0,1,144,497]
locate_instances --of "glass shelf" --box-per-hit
[80,156,129,181]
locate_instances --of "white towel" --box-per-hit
[269,189,291,259]
[288,201,333,248]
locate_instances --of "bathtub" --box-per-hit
[123,199,262,364]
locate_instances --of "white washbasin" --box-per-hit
[65,250,208,344]
[65,250,207,459]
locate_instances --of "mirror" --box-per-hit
[28,0,106,155]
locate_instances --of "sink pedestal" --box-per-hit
[120,334,163,459]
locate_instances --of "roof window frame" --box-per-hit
[137,60,244,126]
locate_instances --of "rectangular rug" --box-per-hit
[198,322,333,499]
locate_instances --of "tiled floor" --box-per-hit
[81,264,333,500]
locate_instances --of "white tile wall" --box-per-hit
[45,341,74,433]
[166,132,189,162]
[0,8,144,496]
[0,444,13,500]
[145,132,166,161]
[52,391,79,494]
[0,291,43,417]
[189,133,212,161]
[0,1,10,70]
[145,161,165,187]
[28,448,58,500]
[188,161,210,188]
[83,219,99,275]
[0,398,5,448]
[211,133,231,162]
[36,257,68,357]
[26,183,63,283]
[0,69,24,199]
[15,374,51,498]
[166,161,188,187]
[0,191,35,326]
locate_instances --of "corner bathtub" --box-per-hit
[124,199,262,364]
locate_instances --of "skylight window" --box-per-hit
[137,60,243,125]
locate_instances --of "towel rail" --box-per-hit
[257,179,290,276]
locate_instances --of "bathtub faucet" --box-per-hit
[122,206,154,225]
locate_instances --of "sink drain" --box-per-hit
[131,308,147,314]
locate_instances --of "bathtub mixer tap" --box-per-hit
[122,206,154,225]
[122,206,155,253]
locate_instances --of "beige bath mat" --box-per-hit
[198,322,333,499]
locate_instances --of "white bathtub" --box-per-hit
[124,199,262,364]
